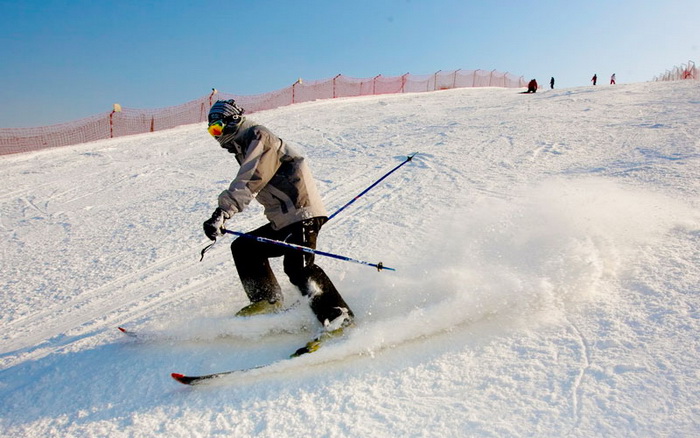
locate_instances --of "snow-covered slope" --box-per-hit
[1,81,699,437]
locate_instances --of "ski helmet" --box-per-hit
[208,99,245,137]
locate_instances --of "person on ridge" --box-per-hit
[202,99,354,334]
[610,73,616,85]
[527,78,538,93]
[591,74,598,85]
[550,77,555,89]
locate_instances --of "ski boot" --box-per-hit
[292,308,354,357]
[235,300,283,317]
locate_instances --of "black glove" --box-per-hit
[203,208,228,241]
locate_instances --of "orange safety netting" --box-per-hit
[0,69,526,156]
[653,60,697,82]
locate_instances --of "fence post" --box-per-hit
[292,78,302,104]
[473,70,479,87]
[401,73,408,93]
[110,103,122,138]
[433,70,441,91]
[200,89,218,122]
[372,74,380,95]
[333,74,341,98]
[452,69,460,89]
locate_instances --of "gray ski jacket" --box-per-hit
[216,119,327,230]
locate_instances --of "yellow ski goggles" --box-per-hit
[207,120,225,138]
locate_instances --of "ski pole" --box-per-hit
[223,229,394,271]
[327,152,418,220]
[200,153,417,265]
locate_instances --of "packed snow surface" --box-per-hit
[1,81,699,437]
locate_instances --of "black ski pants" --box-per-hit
[231,217,353,325]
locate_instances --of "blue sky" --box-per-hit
[1,0,698,127]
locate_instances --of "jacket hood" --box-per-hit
[216,117,248,148]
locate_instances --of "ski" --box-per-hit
[172,346,311,385]
[118,301,304,340]
[171,329,345,385]
[118,326,138,338]
[171,366,263,385]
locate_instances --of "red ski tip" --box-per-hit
[171,373,185,380]
[118,326,138,338]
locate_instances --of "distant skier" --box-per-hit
[527,79,538,93]
[610,73,616,85]
[591,74,598,85]
[550,77,555,89]
[202,99,354,333]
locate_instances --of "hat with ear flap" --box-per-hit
[208,99,246,138]
[208,99,245,125]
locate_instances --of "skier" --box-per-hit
[550,77,555,89]
[527,79,538,93]
[610,73,616,85]
[202,99,354,333]
[591,74,598,85]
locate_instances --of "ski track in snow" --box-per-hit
[1,81,699,437]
